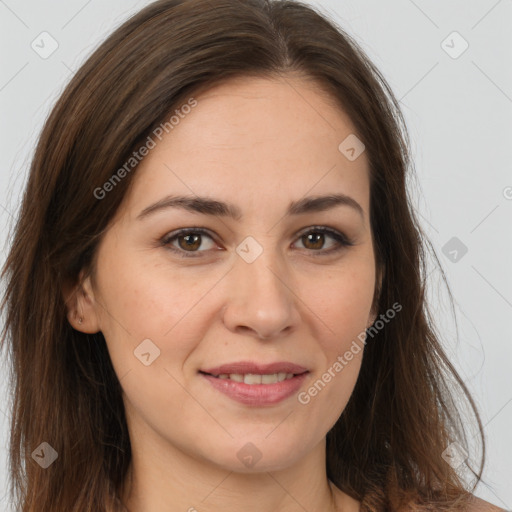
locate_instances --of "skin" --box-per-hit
[64,75,501,512]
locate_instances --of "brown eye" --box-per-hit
[161,226,353,259]
[177,233,202,251]
[162,228,217,257]
[294,227,353,255]
[300,232,326,250]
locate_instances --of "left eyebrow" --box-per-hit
[136,193,365,221]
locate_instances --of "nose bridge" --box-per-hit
[236,236,290,306]
[223,235,299,338]
[241,245,285,297]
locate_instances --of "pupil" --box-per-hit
[306,233,323,249]
[182,234,200,250]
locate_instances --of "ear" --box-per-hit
[62,269,101,334]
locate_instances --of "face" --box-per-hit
[70,75,377,474]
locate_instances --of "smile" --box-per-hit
[211,372,296,384]
[201,372,309,405]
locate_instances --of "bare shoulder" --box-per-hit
[331,485,507,512]
[465,495,508,512]
[396,496,507,512]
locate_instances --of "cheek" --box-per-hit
[94,255,216,426]
[95,251,220,371]
[301,258,374,406]
[298,283,368,430]
[307,258,375,339]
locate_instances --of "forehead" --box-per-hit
[120,75,370,222]
[182,74,361,152]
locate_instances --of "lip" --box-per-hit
[201,372,308,406]
[201,361,309,376]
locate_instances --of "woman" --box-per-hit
[0,0,505,510]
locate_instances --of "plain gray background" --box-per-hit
[1,0,511,510]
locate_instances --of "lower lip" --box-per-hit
[201,373,308,406]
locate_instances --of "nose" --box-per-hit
[221,247,301,340]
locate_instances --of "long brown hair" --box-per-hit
[1,0,485,510]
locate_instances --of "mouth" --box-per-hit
[199,361,309,405]
[200,361,309,382]
[199,371,302,384]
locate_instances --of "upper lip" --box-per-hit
[201,361,309,376]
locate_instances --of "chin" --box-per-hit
[197,433,313,474]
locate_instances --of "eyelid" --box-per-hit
[161,227,218,257]
[296,225,353,244]
[161,225,354,257]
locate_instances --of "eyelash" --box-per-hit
[160,226,354,258]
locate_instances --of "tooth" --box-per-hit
[218,372,296,384]
[261,373,278,384]
[244,374,262,385]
